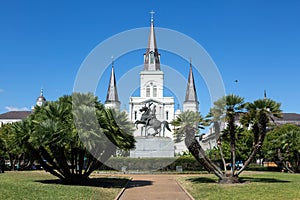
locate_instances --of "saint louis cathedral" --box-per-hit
[103,14,199,154]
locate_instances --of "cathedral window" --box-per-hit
[146,86,150,97]
[166,111,169,120]
[134,111,137,120]
[153,86,157,97]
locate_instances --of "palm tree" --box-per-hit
[175,95,246,183]
[0,120,36,170]
[223,94,245,177]
[28,93,135,184]
[237,98,282,175]
[171,111,223,179]
[110,109,135,157]
[174,96,281,183]
[207,105,226,172]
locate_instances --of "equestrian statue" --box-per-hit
[134,102,171,137]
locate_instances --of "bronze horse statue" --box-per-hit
[134,105,171,137]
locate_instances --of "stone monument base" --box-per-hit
[130,136,175,158]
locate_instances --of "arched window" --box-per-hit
[146,86,150,97]
[166,111,169,120]
[134,111,137,120]
[153,86,157,97]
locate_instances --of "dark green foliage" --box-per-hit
[212,129,254,162]
[0,93,135,184]
[263,124,300,173]
[0,121,35,170]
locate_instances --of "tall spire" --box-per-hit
[144,10,160,71]
[185,60,198,102]
[105,58,120,106]
[183,59,199,112]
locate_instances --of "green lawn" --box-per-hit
[0,171,128,200]
[178,172,300,200]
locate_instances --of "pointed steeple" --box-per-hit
[183,60,199,112]
[144,11,160,71]
[185,61,198,102]
[105,58,120,110]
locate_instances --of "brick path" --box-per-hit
[117,174,193,200]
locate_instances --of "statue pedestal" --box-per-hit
[130,136,175,158]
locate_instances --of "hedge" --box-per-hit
[98,156,206,171]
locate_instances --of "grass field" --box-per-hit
[178,172,300,200]
[0,171,128,200]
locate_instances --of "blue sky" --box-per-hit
[1,0,300,116]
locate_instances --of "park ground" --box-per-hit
[0,171,300,200]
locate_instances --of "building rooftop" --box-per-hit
[275,113,300,121]
[0,111,31,120]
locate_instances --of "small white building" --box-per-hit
[0,89,46,127]
[0,111,31,127]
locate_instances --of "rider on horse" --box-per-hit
[136,102,171,137]
[140,102,156,125]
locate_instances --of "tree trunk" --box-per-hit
[237,120,268,176]
[215,122,227,173]
[218,143,227,172]
[78,149,85,175]
[184,126,224,179]
[228,113,236,176]
[218,174,240,184]
[85,144,116,176]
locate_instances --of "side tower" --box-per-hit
[105,60,120,110]
[183,61,199,112]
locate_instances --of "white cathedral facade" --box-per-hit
[104,15,199,154]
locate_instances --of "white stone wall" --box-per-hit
[140,71,164,98]
[0,119,21,127]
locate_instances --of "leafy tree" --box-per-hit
[238,98,282,175]
[0,126,7,156]
[3,93,135,184]
[0,122,34,170]
[172,110,224,180]
[210,129,253,163]
[172,111,208,143]
[263,124,300,173]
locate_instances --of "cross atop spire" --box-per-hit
[111,55,114,67]
[150,10,155,22]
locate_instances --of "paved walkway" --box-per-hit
[118,174,193,200]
